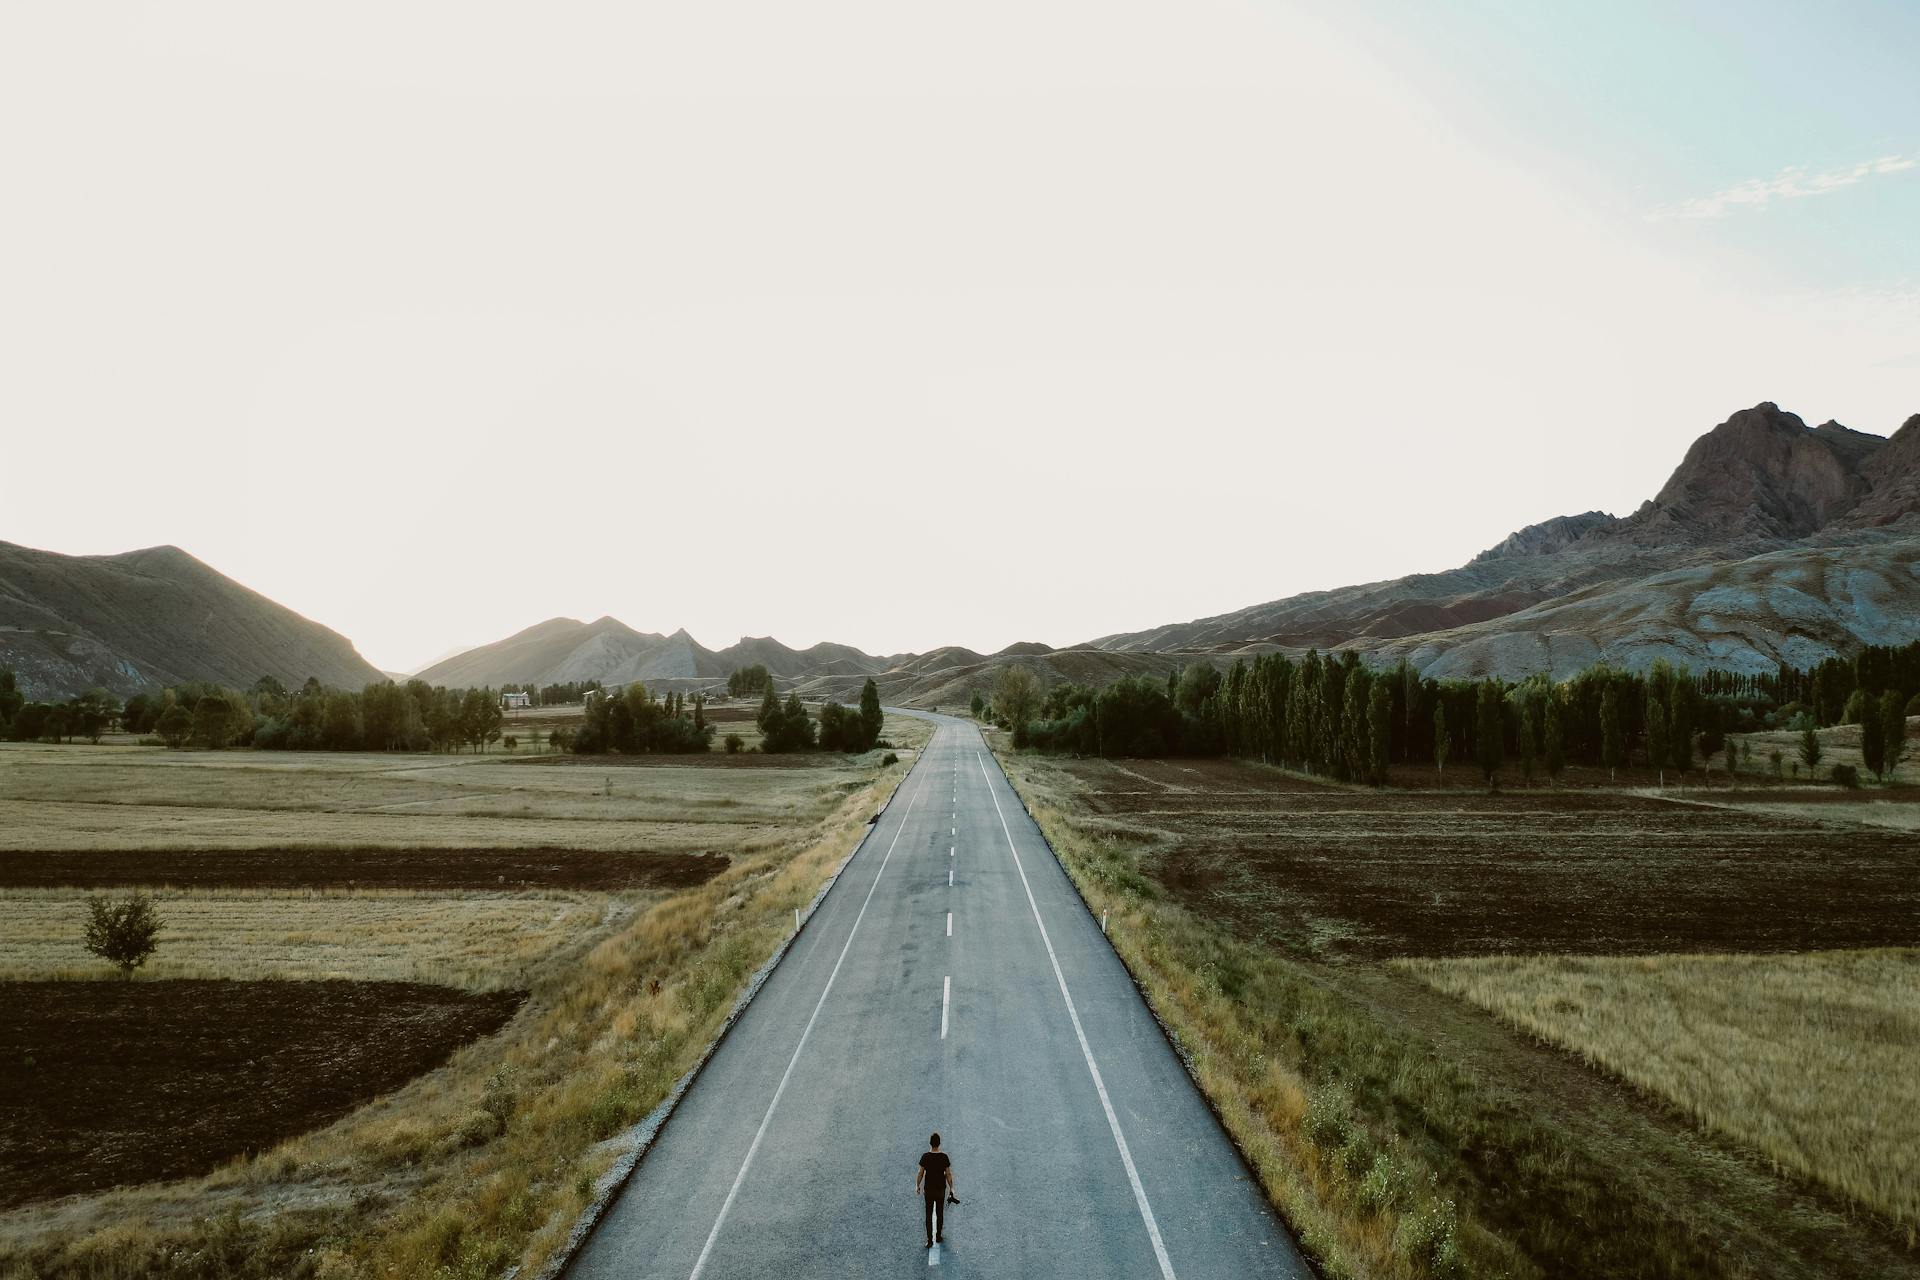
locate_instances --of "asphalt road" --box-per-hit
[567,712,1311,1279]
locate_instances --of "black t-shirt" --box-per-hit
[919,1151,951,1197]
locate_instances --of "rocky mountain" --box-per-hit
[412,618,903,689]
[1089,402,1920,677]
[413,617,1172,709]
[0,542,383,700]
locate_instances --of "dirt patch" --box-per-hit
[0,979,523,1208]
[1058,758,1920,958]
[0,848,727,891]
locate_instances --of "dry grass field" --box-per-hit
[0,710,930,1280]
[1402,949,1920,1226]
[994,742,1920,1280]
[0,889,612,990]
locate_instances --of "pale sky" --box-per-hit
[5,2,1917,673]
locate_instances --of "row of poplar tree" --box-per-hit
[996,638,1920,784]
[0,673,513,753]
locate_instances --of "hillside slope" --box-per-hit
[1091,402,1920,675]
[0,542,382,700]
[1363,538,1920,679]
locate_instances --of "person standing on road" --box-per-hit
[915,1132,955,1247]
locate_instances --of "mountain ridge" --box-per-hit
[1087,402,1920,675]
[0,541,383,700]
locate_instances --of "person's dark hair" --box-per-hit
[929,1132,941,1149]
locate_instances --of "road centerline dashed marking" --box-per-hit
[976,745,1179,1280]
[941,975,951,1039]
[946,911,953,936]
[680,731,937,1280]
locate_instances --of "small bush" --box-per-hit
[1395,1198,1465,1278]
[1831,763,1861,788]
[882,752,899,766]
[446,1109,501,1151]
[83,892,162,976]
[724,733,745,754]
[1305,1077,1355,1149]
[1359,1151,1413,1213]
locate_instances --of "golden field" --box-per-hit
[1402,948,1920,1226]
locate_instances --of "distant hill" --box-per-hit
[0,542,382,700]
[412,618,902,689]
[1089,402,1920,677]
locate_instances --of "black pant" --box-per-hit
[924,1190,945,1241]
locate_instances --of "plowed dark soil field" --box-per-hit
[0,847,726,890]
[1060,757,1920,957]
[0,979,523,1207]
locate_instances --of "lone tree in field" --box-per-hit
[858,678,883,747]
[1798,719,1823,776]
[1474,682,1503,790]
[84,893,162,977]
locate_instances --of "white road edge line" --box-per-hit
[941,975,951,1038]
[682,732,935,1280]
[976,747,1179,1280]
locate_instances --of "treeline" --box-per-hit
[728,665,773,697]
[756,677,885,753]
[574,686,713,754]
[0,674,122,744]
[1000,638,1920,785]
[0,671,517,752]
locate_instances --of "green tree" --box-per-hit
[1599,685,1624,782]
[1543,693,1565,785]
[1474,681,1503,790]
[1798,719,1823,775]
[858,678,883,748]
[191,694,235,749]
[0,670,23,729]
[970,689,986,719]
[84,892,162,977]
[156,703,193,749]
[1881,690,1907,780]
[1366,683,1390,786]
[1432,703,1450,775]
[992,665,1041,734]
[1517,697,1537,786]
[70,688,120,743]
[1645,695,1668,782]
[1860,705,1886,779]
